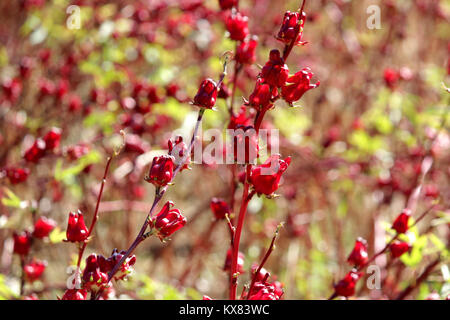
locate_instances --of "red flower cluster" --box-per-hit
[225,11,249,41]
[347,237,368,267]
[276,11,307,45]
[248,281,283,300]
[24,127,62,163]
[2,167,30,184]
[151,201,187,241]
[281,68,320,105]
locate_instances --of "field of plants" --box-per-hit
[0,0,449,300]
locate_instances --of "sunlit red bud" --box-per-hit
[219,0,238,10]
[276,11,307,45]
[145,155,175,187]
[392,209,411,234]
[168,136,190,171]
[390,241,411,258]
[249,154,291,195]
[2,166,30,184]
[225,11,249,41]
[24,259,47,282]
[224,249,244,273]
[13,231,32,256]
[347,237,368,267]
[82,254,109,292]
[235,36,258,65]
[281,67,319,104]
[232,125,259,164]
[2,78,22,102]
[193,79,218,109]
[334,270,363,297]
[210,198,230,220]
[60,289,88,300]
[151,201,186,240]
[43,127,62,151]
[248,78,276,110]
[261,49,289,87]
[384,68,399,89]
[248,282,282,300]
[66,210,89,242]
[24,138,46,163]
[32,216,56,239]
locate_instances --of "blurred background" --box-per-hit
[0,0,449,300]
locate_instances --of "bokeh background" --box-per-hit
[0,0,449,300]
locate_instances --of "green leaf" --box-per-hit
[1,188,22,208]
[49,227,66,244]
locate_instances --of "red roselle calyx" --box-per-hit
[151,201,186,241]
[82,254,110,292]
[235,36,258,65]
[261,49,289,88]
[106,249,137,281]
[2,167,30,184]
[390,241,411,258]
[192,78,218,109]
[248,78,277,111]
[334,269,363,297]
[210,197,231,220]
[145,155,175,187]
[24,259,47,282]
[13,231,32,256]
[65,210,89,242]
[276,11,307,46]
[32,216,56,239]
[60,289,88,300]
[225,11,249,41]
[249,154,291,196]
[281,67,320,105]
[24,138,46,163]
[392,209,411,234]
[347,237,369,268]
[224,249,244,274]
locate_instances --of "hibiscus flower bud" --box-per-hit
[347,237,368,267]
[2,166,30,184]
[193,79,218,109]
[60,289,88,300]
[82,254,110,292]
[24,259,47,282]
[210,198,230,220]
[390,241,411,258]
[13,231,32,256]
[151,201,186,240]
[32,216,56,239]
[276,11,307,45]
[24,138,46,163]
[334,269,363,297]
[218,82,231,99]
[392,209,411,234]
[145,155,175,187]
[261,49,289,87]
[248,78,276,110]
[249,154,291,196]
[281,67,319,105]
[225,11,249,41]
[43,127,62,151]
[224,249,244,273]
[235,36,258,65]
[66,210,89,242]
[106,249,137,281]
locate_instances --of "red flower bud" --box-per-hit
[392,209,411,234]
[281,67,319,104]
[106,249,137,281]
[210,198,230,220]
[193,79,218,109]
[248,282,283,300]
[228,105,252,130]
[24,138,46,163]
[251,263,270,282]
[13,231,32,256]
[347,237,368,267]
[145,155,175,187]
[43,127,62,151]
[218,82,231,99]
[68,94,82,112]
[24,259,47,282]
[390,241,411,258]
[32,216,56,239]
[276,11,307,45]
[334,270,363,297]
[224,249,244,273]
[249,154,291,195]
[236,36,258,65]
[384,68,399,89]
[248,78,276,110]
[151,201,186,240]
[60,289,88,300]
[66,210,89,242]
[82,254,110,292]
[2,166,30,184]
[225,11,249,41]
[261,49,289,88]
[219,0,238,11]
